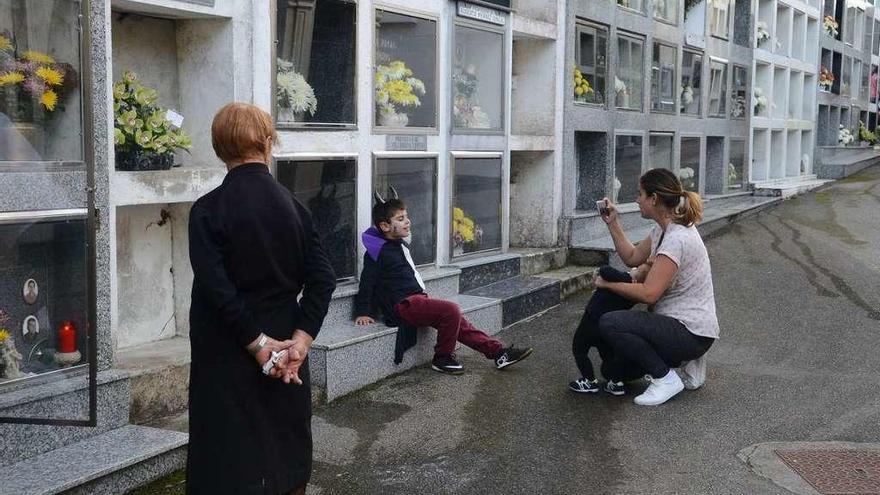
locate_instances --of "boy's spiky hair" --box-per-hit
[372,198,406,228]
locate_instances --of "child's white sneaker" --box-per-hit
[633,370,684,406]
[681,356,707,390]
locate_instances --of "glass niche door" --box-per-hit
[450,153,503,258]
[0,0,97,426]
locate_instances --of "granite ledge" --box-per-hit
[0,424,187,495]
[0,370,129,412]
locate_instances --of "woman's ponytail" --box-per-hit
[674,190,703,227]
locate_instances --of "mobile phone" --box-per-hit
[596,200,609,216]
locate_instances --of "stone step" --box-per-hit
[310,294,502,403]
[535,265,598,298]
[0,371,131,467]
[509,247,568,275]
[0,425,187,495]
[753,178,833,198]
[322,265,460,329]
[115,337,190,426]
[463,275,560,327]
[451,252,522,292]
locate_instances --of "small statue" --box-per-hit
[0,330,24,380]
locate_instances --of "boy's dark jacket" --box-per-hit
[355,227,425,363]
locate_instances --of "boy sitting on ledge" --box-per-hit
[354,191,533,374]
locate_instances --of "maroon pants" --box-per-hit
[395,294,504,359]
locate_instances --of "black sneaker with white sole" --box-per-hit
[431,354,464,375]
[603,380,626,396]
[569,377,600,393]
[494,346,533,370]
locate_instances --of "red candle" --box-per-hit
[58,321,76,353]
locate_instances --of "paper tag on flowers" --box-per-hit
[165,109,184,129]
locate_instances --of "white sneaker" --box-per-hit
[633,371,684,406]
[681,356,707,390]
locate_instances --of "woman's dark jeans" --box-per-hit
[598,311,714,379]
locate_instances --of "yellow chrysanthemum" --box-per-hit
[0,329,9,341]
[41,89,58,111]
[0,35,11,52]
[36,67,63,86]
[23,50,55,64]
[0,72,25,85]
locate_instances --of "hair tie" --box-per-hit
[677,194,686,209]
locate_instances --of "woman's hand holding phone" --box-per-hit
[597,197,618,225]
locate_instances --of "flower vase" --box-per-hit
[379,111,409,127]
[278,107,296,123]
[453,245,464,257]
[115,149,175,171]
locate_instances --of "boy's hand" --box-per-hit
[632,264,651,283]
[355,316,375,326]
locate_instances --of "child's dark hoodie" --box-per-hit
[355,226,426,363]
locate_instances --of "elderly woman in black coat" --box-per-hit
[186,102,336,494]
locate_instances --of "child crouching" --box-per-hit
[354,194,533,374]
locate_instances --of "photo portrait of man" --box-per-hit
[23,279,38,305]
[22,315,39,342]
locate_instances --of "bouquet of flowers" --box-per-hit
[113,71,192,170]
[0,31,77,121]
[452,64,490,129]
[375,60,426,127]
[682,85,694,106]
[838,124,854,146]
[753,87,768,114]
[678,167,696,191]
[756,22,771,47]
[819,67,835,90]
[730,94,746,118]
[573,67,595,103]
[727,163,739,186]
[823,15,839,37]
[452,207,483,254]
[276,58,317,122]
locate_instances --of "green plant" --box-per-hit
[858,120,877,144]
[276,58,317,118]
[113,71,191,156]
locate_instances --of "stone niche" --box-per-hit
[110,10,234,169]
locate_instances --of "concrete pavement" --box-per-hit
[308,166,880,495]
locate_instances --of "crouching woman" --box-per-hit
[595,168,719,406]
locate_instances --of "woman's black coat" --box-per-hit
[185,163,336,494]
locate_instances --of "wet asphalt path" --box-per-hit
[308,166,880,495]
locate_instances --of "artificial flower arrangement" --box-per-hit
[678,167,696,191]
[375,60,426,127]
[838,124,854,146]
[727,163,740,186]
[818,67,835,91]
[614,76,630,107]
[756,22,771,47]
[0,31,77,121]
[858,120,877,145]
[823,15,839,37]
[573,67,595,103]
[0,310,22,380]
[452,207,483,254]
[113,71,192,171]
[681,85,694,106]
[452,64,490,129]
[730,93,746,118]
[753,87,768,114]
[276,58,317,122]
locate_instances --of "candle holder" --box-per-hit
[54,321,81,367]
